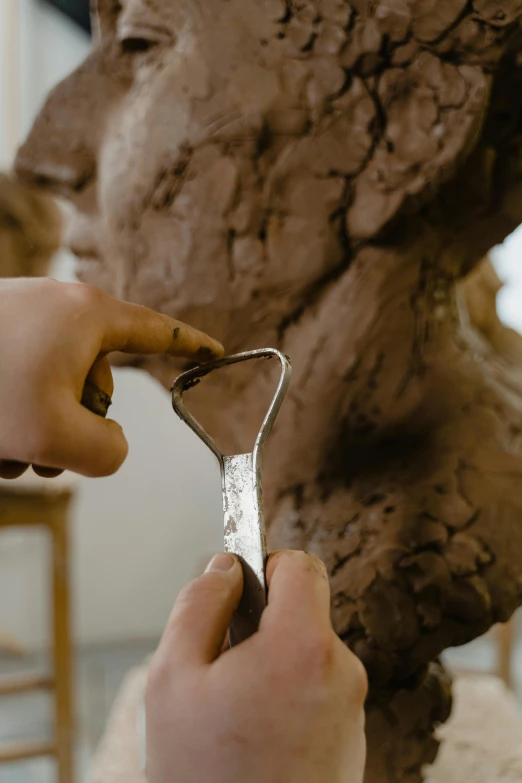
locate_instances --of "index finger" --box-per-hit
[261,550,332,635]
[100,297,224,362]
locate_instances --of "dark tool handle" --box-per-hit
[229,556,267,646]
[81,382,112,418]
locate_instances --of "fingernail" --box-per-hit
[197,340,225,363]
[197,346,218,363]
[206,553,236,572]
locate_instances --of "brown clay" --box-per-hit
[14,1,522,780]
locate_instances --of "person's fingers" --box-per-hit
[262,550,332,636]
[99,299,224,362]
[154,553,243,669]
[32,466,64,479]
[31,394,129,477]
[0,460,29,480]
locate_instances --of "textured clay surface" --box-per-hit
[15,1,522,780]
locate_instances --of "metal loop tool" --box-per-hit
[171,348,292,646]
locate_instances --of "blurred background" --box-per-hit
[0,1,521,782]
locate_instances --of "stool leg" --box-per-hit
[496,619,514,688]
[52,508,75,783]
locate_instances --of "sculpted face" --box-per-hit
[17,0,496,350]
[16,0,373,349]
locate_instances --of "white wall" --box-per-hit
[0,1,221,649]
[491,225,522,334]
[0,0,91,168]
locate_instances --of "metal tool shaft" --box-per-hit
[171,349,291,645]
[222,453,266,644]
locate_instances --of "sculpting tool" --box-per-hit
[171,348,292,646]
[81,382,112,418]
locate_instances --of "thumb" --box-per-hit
[262,550,332,637]
[155,553,243,669]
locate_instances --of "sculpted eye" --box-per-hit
[117,21,174,54]
[120,35,158,54]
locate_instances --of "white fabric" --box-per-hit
[86,670,522,783]
[425,675,522,783]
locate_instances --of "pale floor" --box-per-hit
[1,629,522,783]
[0,640,154,783]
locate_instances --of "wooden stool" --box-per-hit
[0,471,76,783]
[495,619,515,688]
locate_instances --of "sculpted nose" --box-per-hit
[15,140,94,197]
[14,71,96,199]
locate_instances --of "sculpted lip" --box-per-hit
[66,213,102,262]
[69,246,100,261]
[67,232,101,262]
[69,246,100,262]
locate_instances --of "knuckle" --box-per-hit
[353,654,369,703]
[146,653,169,707]
[300,629,337,684]
[67,281,105,309]
[37,277,60,291]
[298,632,368,705]
[341,646,369,704]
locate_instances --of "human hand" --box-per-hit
[0,278,223,479]
[146,549,367,783]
